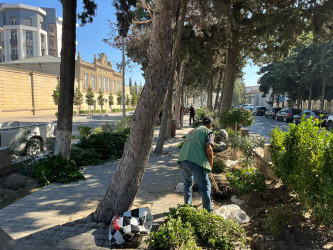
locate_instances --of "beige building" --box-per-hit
[0,53,127,118]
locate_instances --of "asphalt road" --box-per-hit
[248,115,291,139]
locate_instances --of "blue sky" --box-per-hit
[6,0,260,87]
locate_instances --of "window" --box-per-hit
[49,23,56,34]
[26,46,33,55]
[99,76,102,89]
[26,31,33,40]
[104,77,106,91]
[25,18,32,26]
[10,17,16,25]
[108,79,110,91]
[113,80,116,92]
[40,22,43,29]
[118,81,120,92]
[11,30,17,40]
[85,73,89,88]
[11,47,17,54]
[92,75,96,89]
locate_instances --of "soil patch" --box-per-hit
[0,173,41,209]
[213,150,333,249]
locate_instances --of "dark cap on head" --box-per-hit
[202,115,214,125]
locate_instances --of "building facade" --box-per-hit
[0,3,62,63]
[0,52,127,117]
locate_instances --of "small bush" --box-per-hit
[32,155,85,186]
[79,110,90,114]
[263,206,292,238]
[93,127,103,134]
[212,157,225,173]
[78,126,92,139]
[226,167,266,195]
[78,131,129,160]
[73,110,77,116]
[70,146,105,166]
[147,205,246,249]
[220,108,254,130]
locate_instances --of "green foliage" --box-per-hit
[131,93,137,106]
[227,133,266,167]
[77,131,129,160]
[70,146,105,167]
[126,94,130,105]
[270,119,333,222]
[194,107,214,120]
[147,205,246,249]
[226,168,266,195]
[97,90,105,107]
[116,116,131,132]
[74,87,84,109]
[52,83,60,105]
[78,126,92,139]
[176,140,185,148]
[108,93,114,106]
[32,156,85,186]
[212,157,225,173]
[263,206,292,238]
[220,108,254,129]
[85,86,95,106]
[117,92,122,106]
[93,127,103,134]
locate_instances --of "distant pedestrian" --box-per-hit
[178,115,214,212]
[189,105,195,124]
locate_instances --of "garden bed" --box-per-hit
[211,148,333,249]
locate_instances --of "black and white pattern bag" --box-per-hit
[109,207,153,246]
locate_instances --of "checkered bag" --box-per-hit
[109,207,153,246]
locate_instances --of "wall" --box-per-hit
[0,66,58,117]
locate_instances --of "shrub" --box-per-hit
[226,167,266,195]
[212,157,225,173]
[77,131,129,160]
[93,127,103,134]
[79,110,90,114]
[70,146,105,166]
[270,119,333,222]
[263,206,292,238]
[73,110,77,116]
[78,126,92,139]
[227,133,266,167]
[147,205,245,249]
[220,108,254,130]
[32,155,85,186]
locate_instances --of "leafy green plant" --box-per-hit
[176,140,185,148]
[220,108,254,130]
[32,155,85,186]
[270,119,333,222]
[78,126,92,139]
[263,206,292,238]
[77,131,129,160]
[147,205,246,249]
[93,127,103,134]
[226,168,266,195]
[227,133,266,167]
[70,146,105,166]
[212,157,225,173]
[116,116,131,132]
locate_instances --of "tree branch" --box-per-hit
[132,19,152,24]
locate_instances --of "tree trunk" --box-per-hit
[181,87,184,127]
[213,69,223,110]
[220,33,240,113]
[321,79,326,111]
[154,0,187,154]
[174,59,185,129]
[308,82,313,110]
[93,0,180,223]
[207,79,213,111]
[54,0,77,159]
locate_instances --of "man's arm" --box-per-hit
[206,142,214,168]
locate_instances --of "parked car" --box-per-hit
[326,115,333,131]
[293,110,319,125]
[243,106,255,113]
[275,108,302,122]
[254,106,267,116]
[265,107,282,119]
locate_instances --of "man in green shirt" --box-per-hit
[178,115,214,212]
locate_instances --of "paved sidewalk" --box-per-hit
[0,123,202,249]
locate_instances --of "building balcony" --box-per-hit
[11,54,18,60]
[26,40,33,47]
[10,39,17,46]
[49,31,56,37]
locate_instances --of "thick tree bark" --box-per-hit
[174,59,185,129]
[154,0,187,154]
[220,33,240,113]
[54,0,77,159]
[213,69,223,110]
[321,80,326,111]
[93,0,180,223]
[207,79,213,111]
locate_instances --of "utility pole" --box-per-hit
[122,36,126,118]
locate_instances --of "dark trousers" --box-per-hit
[189,115,194,124]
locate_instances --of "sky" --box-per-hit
[5,0,260,87]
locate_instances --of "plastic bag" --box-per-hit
[215,204,250,224]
